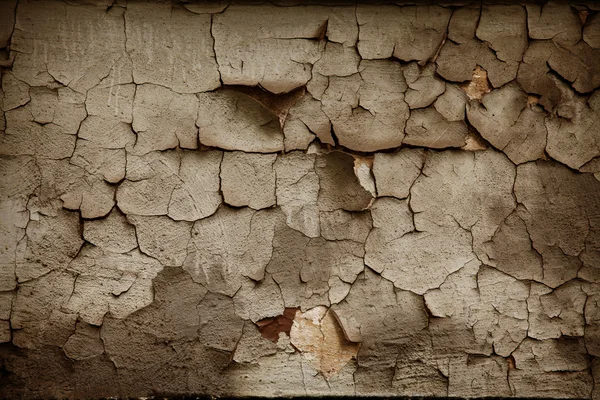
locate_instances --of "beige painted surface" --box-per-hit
[1,1,600,398]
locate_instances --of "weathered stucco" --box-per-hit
[1,0,600,398]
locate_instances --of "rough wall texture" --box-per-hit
[1,0,600,398]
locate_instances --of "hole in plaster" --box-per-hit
[289,306,361,380]
[460,65,492,100]
[255,307,297,343]
[258,306,361,380]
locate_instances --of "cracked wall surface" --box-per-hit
[0,0,600,398]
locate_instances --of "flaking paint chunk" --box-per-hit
[212,4,327,93]
[289,306,360,380]
[197,89,285,152]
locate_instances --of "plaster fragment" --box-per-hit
[132,84,199,154]
[527,2,583,47]
[274,152,320,238]
[545,87,600,169]
[515,161,600,268]
[59,174,116,219]
[410,150,516,282]
[313,42,360,77]
[213,4,326,93]
[86,83,134,125]
[328,276,352,304]
[510,337,593,398]
[425,261,529,357]
[356,5,451,62]
[83,208,137,254]
[283,93,333,150]
[197,89,284,152]
[372,149,425,199]
[403,62,446,109]
[183,206,278,296]
[65,246,163,325]
[16,208,83,282]
[326,7,358,47]
[448,355,511,397]
[79,71,136,151]
[321,60,409,152]
[221,152,277,210]
[584,13,600,48]
[437,7,523,88]
[168,151,222,221]
[447,4,479,43]
[197,292,244,352]
[127,215,192,267]
[71,140,126,183]
[548,42,600,93]
[233,322,277,363]
[2,90,85,159]
[319,209,372,243]
[78,116,136,151]
[353,155,376,198]
[434,83,468,122]
[476,5,528,63]
[1,72,30,111]
[315,151,374,212]
[117,150,223,219]
[483,212,543,282]
[307,71,329,101]
[467,82,547,164]
[330,309,361,343]
[404,107,468,149]
[233,275,285,323]
[528,281,586,340]
[332,269,430,394]
[63,321,104,361]
[366,196,473,295]
[266,222,364,310]
[11,271,77,349]
[125,2,220,93]
[517,41,563,112]
[11,0,126,92]
[477,267,529,356]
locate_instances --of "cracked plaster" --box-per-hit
[0,1,600,398]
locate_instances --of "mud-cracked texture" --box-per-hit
[1,0,600,398]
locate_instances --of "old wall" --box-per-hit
[1,0,600,398]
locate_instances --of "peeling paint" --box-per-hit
[1,1,600,398]
[289,306,360,380]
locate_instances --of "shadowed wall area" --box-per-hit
[0,0,600,398]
